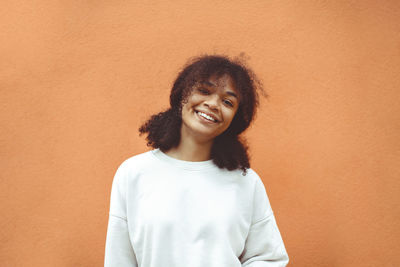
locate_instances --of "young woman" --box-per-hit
[104,55,289,266]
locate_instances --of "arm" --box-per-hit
[239,213,289,266]
[239,172,289,266]
[104,161,138,267]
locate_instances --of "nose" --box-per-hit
[204,95,220,110]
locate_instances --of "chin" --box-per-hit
[195,130,219,141]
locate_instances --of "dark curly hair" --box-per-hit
[139,54,264,173]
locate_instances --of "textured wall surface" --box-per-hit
[1,1,399,266]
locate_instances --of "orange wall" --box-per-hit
[1,1,399,266]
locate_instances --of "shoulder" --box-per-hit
[242,168,263,185]
[243,168,270,198]
[243,168,260,178]
[115,150,157,176]
[244,168,274,221]
[213,167,263,190]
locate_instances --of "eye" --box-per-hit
[197,87,210,95]
[223,99,234,107]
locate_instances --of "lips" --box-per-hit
[195,110,220,123]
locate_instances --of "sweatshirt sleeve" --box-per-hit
[239,173,289,267]
[104,161,138,267]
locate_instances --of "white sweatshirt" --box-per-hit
[104,149,289,267]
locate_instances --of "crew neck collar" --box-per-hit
[151,148,216,171]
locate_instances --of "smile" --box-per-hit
[195,110,219,123]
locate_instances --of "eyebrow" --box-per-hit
[199,81,239,99]
[226,91,238,99]
[200,81,215,87]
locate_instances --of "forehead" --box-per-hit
[200,74,240,99]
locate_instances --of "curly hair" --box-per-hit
[139,54,264,173]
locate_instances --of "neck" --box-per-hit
[165,133,213,162]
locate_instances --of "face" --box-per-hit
[180,74,240,143]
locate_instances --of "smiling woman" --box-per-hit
[104,55,289,267]
[138,55,261,171]
[180,74,239,144]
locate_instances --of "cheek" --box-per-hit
[181,101,198,123]
[187,95,203,107]
[225,109,238,124]
[181,105,191,120]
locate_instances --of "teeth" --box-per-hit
[197,111,216,122]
